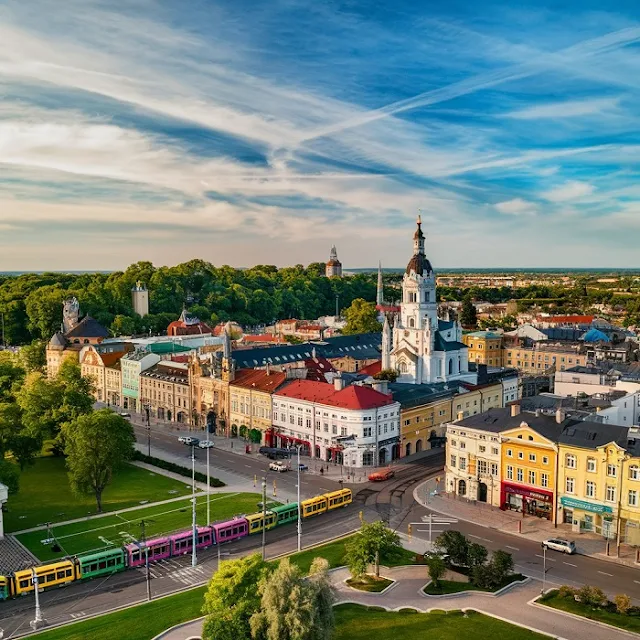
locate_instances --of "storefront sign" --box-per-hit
[560,496,612,514]
[502,483,552,502]
[378,436,400,448]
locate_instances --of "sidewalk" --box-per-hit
[415,477,640,569]
[154,566,635,640]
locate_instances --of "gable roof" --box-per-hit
[64,315,109,339]
[275,379,395,410]
[457,407,563,441]
[559,419,629,450]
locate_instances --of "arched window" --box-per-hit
[405,442,411,457]
[458,479,466,496]
[425,291,430,302]
[409,318,415,328]
[399,362,408,374]
[448,359,453,375]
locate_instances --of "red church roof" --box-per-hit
[358,360,382,376]
[275,379,394,410]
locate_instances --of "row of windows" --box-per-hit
[506,465,549,488]
[450,456,498,476]
[505,449,549,465]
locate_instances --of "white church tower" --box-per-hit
[390,217,473,385]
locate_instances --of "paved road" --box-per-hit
[0,441,443,638]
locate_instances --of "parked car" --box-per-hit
[368,468,395,482]
[198,440,214,449]
[120,412,131,418]
[541,538,576,554]
[269,461,289,472]
[178,436,200,446]
[298,463,309,471]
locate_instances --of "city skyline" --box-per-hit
[1,0,640,270]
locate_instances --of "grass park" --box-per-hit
[16,491,265,562]
[4,456,197,532]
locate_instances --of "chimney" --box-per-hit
[372,380,389,395]
[556,408,565,424]
[510,403,521,417]
[266,363,271,375]
[333,374,345,391]
[477,363,488,385]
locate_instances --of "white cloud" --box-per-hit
[495,198,537,215]
[542,181,595,202]
[505,97,620,120]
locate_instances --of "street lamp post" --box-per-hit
[541,543,547,595]
[191,445,197,567]
[206,442,211,525]
[29,569,44,630]
[261,478,267,560]
[296,446,302,552]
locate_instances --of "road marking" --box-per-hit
[468,534,492,543]
[244,464,252,468]
[634,580,640,585]
[535,554,556,562]
[505,545,520,551]
[598,571,613,577]
[563,562,577,567]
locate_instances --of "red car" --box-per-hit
[368,468,395,482]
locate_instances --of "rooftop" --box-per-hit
[275,379,395,410]
[559,419,629,450]
[230,368,287,393]
[64,315,109,339]
[455,407,564,441]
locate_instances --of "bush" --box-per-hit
[615,594,632,615]
[577,585,607,608]
[435,530,469,567]
[491,549,514,582]
[426,554,446,587]
[132,451,226,487]
[471,563,496,590]
[467,542,488,569]
[557,585,576,599]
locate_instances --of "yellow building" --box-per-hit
[557,423,628,538]
[79,344,130,403]
[619,451,640,546]
[462,331,504,367]
[229,368,288,443]
[503,345,587,374]
[499,408,561,523]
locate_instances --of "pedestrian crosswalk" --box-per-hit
[134,556,213,586]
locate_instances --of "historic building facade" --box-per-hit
[383,218,472,385]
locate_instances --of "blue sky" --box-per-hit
[0,0,639,270]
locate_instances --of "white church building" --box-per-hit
[381,217,476,385]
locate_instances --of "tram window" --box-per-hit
[20,579,29,589]
[57,570,65,579]
[107,559,115,567]
[99,561,107,570]
[45,573,55,582]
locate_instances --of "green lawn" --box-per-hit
[4,457,196,532]
[30,586,207,640]
[423,574,525,596]
[346,576,394,592]
[333,605,549,639]
[17,492,265,562]
[286,535,421,575]
[539,590,640,634]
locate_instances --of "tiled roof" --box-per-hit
[64,316,109,339]
[100,351,128,367]
[538,315,594,325]
[242,334,287,344]
[230,368,287,393]
[358,360,382,376]
[275,379,395,410]
[559,420,629,450]
[434,334,467,352]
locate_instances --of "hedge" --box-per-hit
[133,450,226,487]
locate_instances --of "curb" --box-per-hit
[343,576,398,596]
[413,480,640,570]
[530,595,640,638]
[151,616,205,640]
[419,576,530,599]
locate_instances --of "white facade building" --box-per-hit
[384,217,474,385]
[131,281,149,318]
[272,377,401,467]
[445,421,502,506]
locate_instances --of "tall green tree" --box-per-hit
[0,459,19,494]
[342,298,382,335]
[460,295,477,328]
[19,340,47,373]
[202,554,271,640]
[345,520,401,578]
[250,557,334,640]
[61,409,135,512]
[435,530,469,567]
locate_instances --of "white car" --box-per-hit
[178,436,200,446]
[269,461,289,472]
[120,412,131,418]
[542,538,576,554]
[198,440,214,449]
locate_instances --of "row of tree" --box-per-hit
[0,261,385,345]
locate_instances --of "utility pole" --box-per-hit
[191,445,197,567]
[139,519,151,601]
[206,443,211,525]
[335,295,339,318]
[297,445,302,552]
[541,544,547,595]
[29,569,44,630]
[261,478,267,560]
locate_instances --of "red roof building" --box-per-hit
[303,356,336,382]
[358,360,382,376]
[230,367,288,393]
[535,315,595,326]
[275,379,393,410]
[167,310,213,336]
[241,334,288,346]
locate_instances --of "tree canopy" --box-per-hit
[61,409,135,512]
[345,520,401,579]
[342,298,382,335]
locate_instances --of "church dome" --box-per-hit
[405,253,433,276]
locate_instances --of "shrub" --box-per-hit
[615,594,632,615]
[577,585,607,608]
[471,563,497,590]
[426,554,446,587]
[491,550,514,582]
[132,451,226,487]
[435,530,469,567]
[467,542,488,569]
[557,585,576,599]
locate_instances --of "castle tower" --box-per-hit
[131,281,149,318]
[62,297,80,334]
[325,245,343,278]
